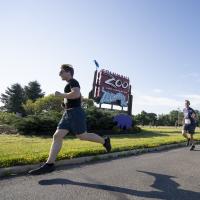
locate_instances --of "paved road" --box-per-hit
[0,147,200,200]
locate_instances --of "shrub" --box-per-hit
[0,112,20,125]
[23,95,63,115]
[86,107,116,131]
[14,111,62,135]
[2,107,140,136]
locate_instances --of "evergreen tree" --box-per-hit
[0,83,26,113]
[24,81,45,101]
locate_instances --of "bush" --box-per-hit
[23,95,63,115]
[1,107,140,136]
[0,112,20,125]
[86,107,116,132]
[14,111,62,135]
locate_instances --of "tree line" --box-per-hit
[1,81,199,127]
[134,110,199,127]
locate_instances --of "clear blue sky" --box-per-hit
[0,0,200,114]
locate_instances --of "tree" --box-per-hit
[24,81,45,102]
[22,99,36,115]
[134,111,149,126]
[23,95,63,114]
[0,83,26,114]
[82,98,94,108]
[194,110,200,126]
[147,113,157,126]
[169,110,178,126]
[157,114,171,126]
[168,110,184,126]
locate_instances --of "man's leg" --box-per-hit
[76,132,111,152]
[46,129,69,163]
[182,130,189,139]
[182,128,190,146]
[28,129,68,175]
[76,132,104,144]
[189,133,195,150]
[72,108,111,152]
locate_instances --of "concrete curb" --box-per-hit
[0,142,198,178]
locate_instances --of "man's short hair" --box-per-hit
[61,64,74,76]
[185,100,190,105]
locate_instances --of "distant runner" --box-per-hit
[182,100,197,151]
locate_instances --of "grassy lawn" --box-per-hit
[0,127,200,168]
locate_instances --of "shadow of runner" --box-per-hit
[39,171,200,200]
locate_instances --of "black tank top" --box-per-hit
[64,78,81,109]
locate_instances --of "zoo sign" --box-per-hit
[95,69,130,107]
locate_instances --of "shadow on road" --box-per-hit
[39,170,200,200]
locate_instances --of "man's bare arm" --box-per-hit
[55,87,81,99]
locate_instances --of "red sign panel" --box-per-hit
[95,69,130,106]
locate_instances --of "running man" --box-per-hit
[29,64,111,175]
[182,100,197,151]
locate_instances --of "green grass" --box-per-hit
[0,127,200,168]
